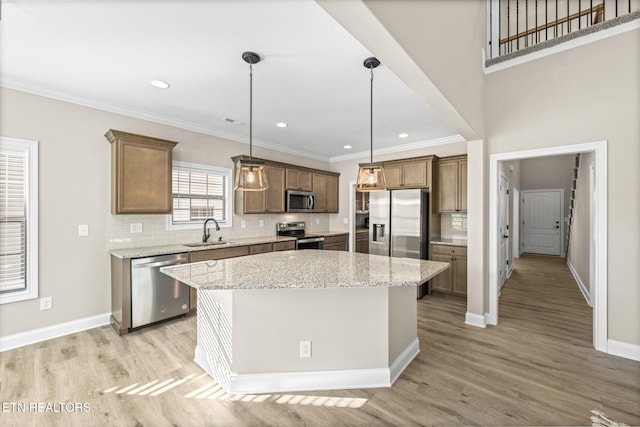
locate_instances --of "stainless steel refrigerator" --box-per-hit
[369,189,429,260]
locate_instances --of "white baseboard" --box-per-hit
[464,312,488,328]
[195,339,420,395]
[607,339,640,362]
[567,259,592,306]
[0,312,111,352]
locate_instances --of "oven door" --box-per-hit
[297,237,324,250]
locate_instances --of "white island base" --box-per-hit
[194,286,419,395]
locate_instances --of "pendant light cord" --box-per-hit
[249,62,253,161]
[370,67,373,164]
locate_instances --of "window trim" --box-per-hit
[0,136,38,305]
[166,161,233,231]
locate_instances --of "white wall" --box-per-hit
[0,87,332,337]
[568,151,595,301]
[486,29,640,345]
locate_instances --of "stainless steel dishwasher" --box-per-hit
[131,253,189,329]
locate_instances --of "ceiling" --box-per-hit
[0,0,461,162]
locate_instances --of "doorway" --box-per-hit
[489,141,607,352]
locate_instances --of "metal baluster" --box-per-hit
[590,0,593,25]
[536,0,539,43]
[507,0,511,53]
[526,0,529,47]
[579,0,582,28]
[567,0,571,33]
[516,0,519,50]
[603,0,606,21]
[545,0,548,40]
[555,0,558,37]
[615,0,618,17]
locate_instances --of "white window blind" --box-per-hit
[171,161,232,226]
[0,137,37,304]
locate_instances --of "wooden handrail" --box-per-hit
[499,3,604,45]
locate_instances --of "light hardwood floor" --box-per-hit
[1,254,638,426]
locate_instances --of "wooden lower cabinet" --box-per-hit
[355,229,369,253]
[429,245,467,296]
[323,234,348,251]
[273,241,296,251]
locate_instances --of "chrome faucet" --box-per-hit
[203,218,221,243]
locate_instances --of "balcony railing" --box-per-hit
[488,0,640,60]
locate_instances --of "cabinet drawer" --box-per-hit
[250,243,273,254]
[323,234,348,245]
[273,241,296,251]
[432,244,467,256]
[189,246,250,262]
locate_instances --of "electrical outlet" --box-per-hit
[241,220,247,229]
[78,224,89,236]
[300,340,312,358]
[342,217,348,224]
[130,223,143,233]
[40,296,52,310]
[315,218,320,225]
[259,220,264,228]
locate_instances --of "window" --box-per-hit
[168,161,232,229]
[0,137,38,304]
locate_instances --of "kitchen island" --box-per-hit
[161,250,449,394]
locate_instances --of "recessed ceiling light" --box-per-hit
[398,133,409,138]
[276,122,288,128]
[343,145,352,149]
[150,80,170,89]
[223,117,245,125]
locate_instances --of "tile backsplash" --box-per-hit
[108,213,331,250]
[439,213,468,240]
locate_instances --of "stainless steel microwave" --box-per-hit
[286,190,315,212]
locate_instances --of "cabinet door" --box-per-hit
[265,166,285,213]
[285,169,301,190]
[107,130,177,214]
[299,171,313,191]
[458,159,467,212]
[453,255,467,296]
[402,161,427,188]
[430,254,453,293]
[325,175,339,213]
[243,191,266,214]
[313,173,327,212]
[438,161,458,213]
[384,164,402,189]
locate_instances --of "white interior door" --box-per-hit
[522,190,562,256]
[498,174,509,289]
[512,187,520,259]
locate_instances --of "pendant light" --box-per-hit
[234,51,268,192]
[356,57,386,192]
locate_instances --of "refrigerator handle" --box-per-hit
[373,224,385,242]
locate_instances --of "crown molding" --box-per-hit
[0,78,331,162]
[328,134,465,163]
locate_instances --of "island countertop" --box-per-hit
[160,249,449,291]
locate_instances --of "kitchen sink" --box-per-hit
[182,241,234,248]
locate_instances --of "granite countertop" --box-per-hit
[430,238,468,247]
[160,250,450,291]
[110,235,297,259]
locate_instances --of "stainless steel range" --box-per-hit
[276,222,324,250]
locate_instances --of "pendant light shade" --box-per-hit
[356,57,386,192]
[234,51,268,192]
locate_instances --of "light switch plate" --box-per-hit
[78,224,89,236]
[130,223,143,233]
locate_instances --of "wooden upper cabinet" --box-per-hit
[383,157,432,190]
[105,129,177,214]
[239,165,285,214]
[325,175,339,213]
[286,169,313,191]
[312,173,339,213]
[438,155,467,213]
[312,173,327,212]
